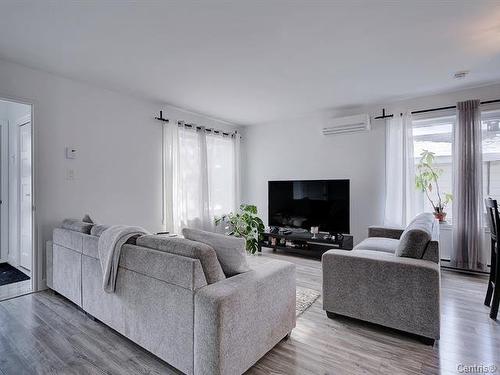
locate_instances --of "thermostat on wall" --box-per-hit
[66,147,77,159]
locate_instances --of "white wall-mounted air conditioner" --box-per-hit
[322,114,371,135]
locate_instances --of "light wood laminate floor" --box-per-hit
[0,249,499,375]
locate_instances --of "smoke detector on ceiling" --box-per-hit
[454,70,469,79]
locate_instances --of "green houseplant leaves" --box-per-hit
[415,150,453,217]
[214,204,265,254]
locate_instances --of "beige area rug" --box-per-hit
[296,287,321,316]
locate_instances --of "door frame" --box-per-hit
[0,120,8,264]
[17,116,32,272]
[0,95,37,291]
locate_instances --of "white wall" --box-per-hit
[242,82,500,245]
[0,58,238,288]
[241,111,385,245]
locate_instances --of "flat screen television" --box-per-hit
[268,179,350,233]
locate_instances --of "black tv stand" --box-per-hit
[258,231,353,258]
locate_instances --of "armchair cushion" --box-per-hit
[353,237,399,254]
[395,213,433,259]
[368,226,404,239]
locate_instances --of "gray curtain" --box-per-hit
[451,99,486,270]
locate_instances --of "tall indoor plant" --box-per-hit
[415,150,453,222]
[214,204,265,254]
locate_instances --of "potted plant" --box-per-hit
[415,150,453,222]
[214,204,265,254]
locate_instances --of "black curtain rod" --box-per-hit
[374,99,500,119]
[155,111,238,137]
[411,99,500,115]
[155,110,169,122]
[177,121,237,137]
[374,108,393,119]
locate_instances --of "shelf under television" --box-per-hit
[259,231,353,258]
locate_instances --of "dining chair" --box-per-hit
[484,198,500,320]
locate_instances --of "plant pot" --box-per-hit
[433,211,447,222]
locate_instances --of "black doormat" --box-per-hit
[0,263,30,286]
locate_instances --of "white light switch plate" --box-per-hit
[66,147,77,159]
[66,168,75,180]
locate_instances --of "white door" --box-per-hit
[19,122,31,271]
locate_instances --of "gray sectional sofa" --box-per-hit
[49,225,296,375]
[322,213,440,343]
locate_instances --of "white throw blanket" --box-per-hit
[98,225,148,293]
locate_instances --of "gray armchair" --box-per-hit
[322,213,440,344]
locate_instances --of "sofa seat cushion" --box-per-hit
[353,237,399,254]
[396,213,434,259]
[182,228,250,277]
[136,235,226,284]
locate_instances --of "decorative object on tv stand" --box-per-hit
[415,150,453,222]
[310,226,319,239]
[214,204,265,255]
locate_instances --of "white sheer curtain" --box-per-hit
[384,113,418,227]
[163,123,240,234]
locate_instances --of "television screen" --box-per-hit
[268,179,350,233]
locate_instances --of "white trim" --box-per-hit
[0,95,37,292]
[17,119,32,272]
[16,114,30,126]
[0,119,8,263]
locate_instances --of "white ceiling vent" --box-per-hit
[322,114,371,136]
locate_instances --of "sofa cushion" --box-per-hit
[353,237,399,254]
[82,214,94,223]
[136,235,226,284]
[119,244,208,291]
[395,213,434,259]
[182,228,250,277]
[61,218,94,234]
[90,224,111,237]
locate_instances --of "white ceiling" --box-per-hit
[0,1,500,125]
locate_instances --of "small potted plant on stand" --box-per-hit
[415,150,453,222]
[214,204,265,255]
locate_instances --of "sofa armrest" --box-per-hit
[368,225,405,239]
[422,240,440,263]
[322,249,440,339]
[194,260,296,375]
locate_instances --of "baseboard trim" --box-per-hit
[440,262,490,275]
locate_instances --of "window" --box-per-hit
[206,134,237,218]
[482,109,500,202]
[411,109,500,221]
[163,124,239,234]
[412,115,455,220]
